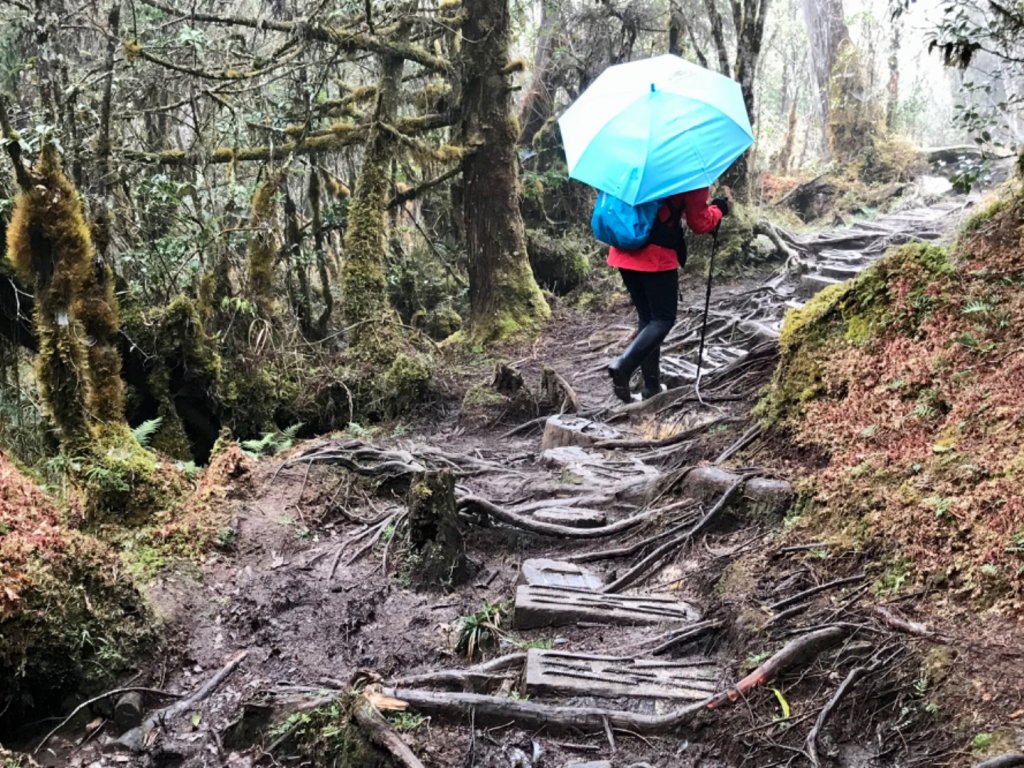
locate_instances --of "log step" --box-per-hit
[519,558,604,590]
[513,585,700,629]
[525,649,720,701]
[798,273,843,299]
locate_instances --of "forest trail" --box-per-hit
[32,186,998,768]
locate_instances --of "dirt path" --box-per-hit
[28,186,1006,768]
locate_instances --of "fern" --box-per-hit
[961,299,991,315]
[241,423,303,458]
[131,417,163,448]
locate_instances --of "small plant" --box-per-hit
[241,422,303,458]
[131,417,163,448]
[214,526,238,551]
[971,733,994,752]
[387,712,427,732]
[455,601,506,660]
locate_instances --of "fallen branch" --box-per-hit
[601,476,747,593]
[389,653,526,692]
[869,605,946,643]
[34,687,182,754]
[706,626,849,710]
[115,650,249,751]
[381,687,709,733]
[804,665,867,767]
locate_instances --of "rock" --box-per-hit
[519,558,604,590]
[748,233,778,261]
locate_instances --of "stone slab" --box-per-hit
[526,649,719,701]
[519,558,604,590]
[533,508,608,528]
[513,585,700,629]
[564,763,611,768]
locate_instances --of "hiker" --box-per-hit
[606,188,731,402]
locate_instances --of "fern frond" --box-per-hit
[132,417,163,448]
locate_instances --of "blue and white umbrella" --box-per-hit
[558,55,754,205]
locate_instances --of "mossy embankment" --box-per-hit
[0,453,151,737]
[758,185,1024,612]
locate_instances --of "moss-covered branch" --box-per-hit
[123,114,450,166]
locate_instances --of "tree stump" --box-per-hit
[406,470,468,589]
[539,367,580,413]
[540,415,621,452]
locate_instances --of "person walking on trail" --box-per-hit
[606,188,731,403]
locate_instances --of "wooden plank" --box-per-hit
[513,585,700,629]
[526,649,720,702]
[519,558,604,590]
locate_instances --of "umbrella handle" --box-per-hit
[695,229,719,404]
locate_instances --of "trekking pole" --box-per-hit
[694,228,719,406]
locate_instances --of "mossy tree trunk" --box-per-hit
[406,470,468,589]
[246,173,284,319]
[6,146,102,452]
[458,0,550,343]
[340,53,404,333]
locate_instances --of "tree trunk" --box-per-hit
[886,21,901,131]
[459,0,549,343]
[802,0,849,157]
[722,0,771,197]
[518,0,561,147]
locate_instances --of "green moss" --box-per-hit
[7,145,96,453]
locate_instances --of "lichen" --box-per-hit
[246,174,284,317]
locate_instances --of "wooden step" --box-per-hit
[513,585,700,629]
[525,649,719,701]
[519,558,604,590]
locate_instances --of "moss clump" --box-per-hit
[526,228,591,294]
[756,243,953,426]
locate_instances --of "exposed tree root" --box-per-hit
[351,697,426,768]
[804,665,868,767]
[601,476,748,593]
[379,687,710,733]
[706,627,849,710]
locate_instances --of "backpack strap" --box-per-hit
[647,197,687,264]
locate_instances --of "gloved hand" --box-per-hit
[710,197,731,217]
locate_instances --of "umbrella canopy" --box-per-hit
[558,55,754,205]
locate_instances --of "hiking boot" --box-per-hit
[607,361,634,403]
[641,382,667,400]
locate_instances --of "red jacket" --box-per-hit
[607,187,722,272]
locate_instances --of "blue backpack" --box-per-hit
[591,191,661,250]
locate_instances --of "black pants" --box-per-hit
[616,268,678,386]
